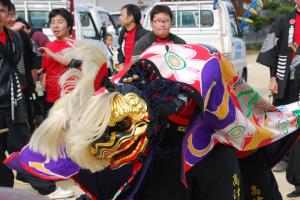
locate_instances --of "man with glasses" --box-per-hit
[133,5,185,56]
[132,5,187,200]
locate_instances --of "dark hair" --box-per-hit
[103,33,113,46]
[121,4,141,25]
[103,33,112,41]
[16,17,31,29]
[49,8,73,34]
[150,5,173,21]
[0,0,12,8]
[7,1,14,12]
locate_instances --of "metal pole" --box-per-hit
[71,0,75,39]
[66,0,75,38]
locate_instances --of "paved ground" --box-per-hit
[246,51,271,100]
[14,52,300,199]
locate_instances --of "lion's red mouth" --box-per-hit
[110,136,148,169]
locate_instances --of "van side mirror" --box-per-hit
[99,26,107,39]
[238,30,243,38]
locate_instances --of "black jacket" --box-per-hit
[0,28,22,107]
[117,24,149,64]
[133,31,186,56]
[0,28,28,123]
[257,10,298,100]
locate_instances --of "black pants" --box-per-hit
[139,131,188,200]
[138,135,244,200]
[16,172,56,195]
[0,133,14,187]
[273,80,300,190]
[186,144,244,200]
[273,80,298,106]
[0,108,56,195]
[239,148,282,200]
[129,143,242,200]
[73,166,132,200]
[287,139,300,188]
[239,129,300,200]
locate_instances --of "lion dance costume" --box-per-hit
[5,42,300,200]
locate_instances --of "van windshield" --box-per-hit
[110,14,120,28]
[98,12,113,27]
[79,12,97,39]
[17,11,49,28]
[171,10,213,28]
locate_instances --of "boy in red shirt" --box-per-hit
[38,8,75,199]
[40,8,74,110]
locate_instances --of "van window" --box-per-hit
[17,10,49,28]
[99,11,118,35]
[200,10,214,27]
[226,6,239,37]
[79,12,97,39]
[110,13,121,27]
[98,12,112,27]
[16,11,25,20]
[172,10,213,28]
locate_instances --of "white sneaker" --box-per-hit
[46,187,74,199]
[14,179,30,185]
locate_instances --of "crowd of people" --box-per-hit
[0,0,300,199]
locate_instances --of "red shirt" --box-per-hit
[124,27,136,66]
[155,37,170,43]
[42,40,71,103]
[0,31,6,47]
[295,12,300,47]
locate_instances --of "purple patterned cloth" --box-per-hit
[5,145,80,180]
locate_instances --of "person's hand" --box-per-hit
[290,42,299,53]
[36,68,43,75]
[269,77,278,94]
[10,22,26,31]
[38,47,54,58]
[39,45,71,66]
[63,37,74,47]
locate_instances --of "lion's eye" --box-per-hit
[99,134,111,143]
[114,118,131,132]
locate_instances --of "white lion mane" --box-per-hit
[29,41,117,172]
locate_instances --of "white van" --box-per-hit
[144,0,248,81]
[13,0,101,41]
[110,11,121,29]
[86,5,119,47]
[13,0,115,69]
